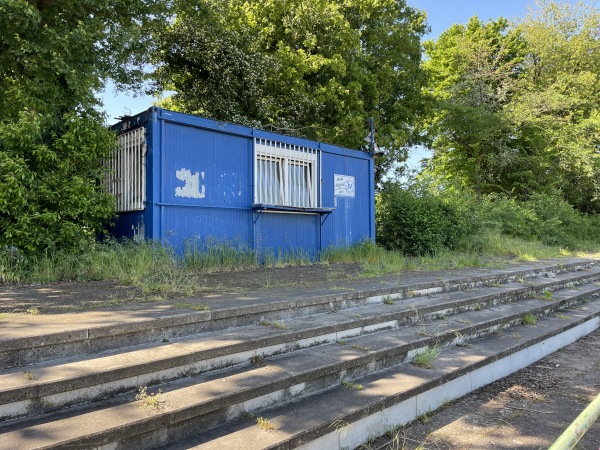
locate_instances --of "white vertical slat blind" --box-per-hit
[254,138,318,208]
[105,127,146,212]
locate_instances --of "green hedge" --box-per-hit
[376,183,600,256]
[376,183,467,255]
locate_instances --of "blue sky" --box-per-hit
[99,0,598,123]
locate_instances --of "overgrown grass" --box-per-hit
[325,233,597,278]
[182,236,257,271]
[1,229,598,301]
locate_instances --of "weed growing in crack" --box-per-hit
[350,344,369,352]
[259,320,287,330]
[256,416,279,431]
[416,327,434,337]
[136,386,164,409]
[521,313,537,325]
[341,380,363,390]
[412,345,440,369]
[554,313,570,320]
[418,409,433,423]
[171,303,210,311]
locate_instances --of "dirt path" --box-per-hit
[364,327,600,450]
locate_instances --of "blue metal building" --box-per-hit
[108,107,375,258]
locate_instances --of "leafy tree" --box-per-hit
[0,0,166,253]
[151,0,429,183]
[0,106,116,253]
[511,0,600,212]
[422,16,526,201]
[422,2,600,212]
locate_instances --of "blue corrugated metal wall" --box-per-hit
[159,122,253,248]
[110,108,375,258]
[320,151,374,249]
[254,212,320,259]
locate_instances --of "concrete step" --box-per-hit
[0,279,598,449]
[167,301,600,450]
[1,268,598,422]
[1,259,597,370]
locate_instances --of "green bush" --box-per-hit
[376,183,467,256]
[526,193,595,247]
[477,195,540,240]
[0,106,116,255]
[474,193,600,248]
[437,189,600,250]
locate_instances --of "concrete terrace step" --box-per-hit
[1,259,598,369]
[175,302,600,450]
[0,280,599,448]
[1,269,599,422]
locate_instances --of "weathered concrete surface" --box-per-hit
[1,260,598,369]
[0,257,598,450]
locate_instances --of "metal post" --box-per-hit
[369,117,375,156]
[548,392,600,450]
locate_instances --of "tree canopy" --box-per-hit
[2,0,598,255]
[151,0,429,182]
[421,1,600,212]
[0,0,165,253]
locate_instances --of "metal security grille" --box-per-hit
[254,138,318,208]
[106,127,146,212]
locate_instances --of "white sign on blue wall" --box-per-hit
[334,174,355,197]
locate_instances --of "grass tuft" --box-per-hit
[23,371,35,381]
[341,380,364,390]
[383,295,395,305]
[521,313,537,325]
[412,345,440,369]
[256,416,279,431]
[135,386,164,409]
